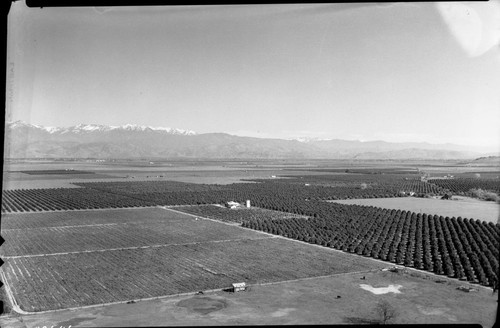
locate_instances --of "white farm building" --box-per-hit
[225,201,241,209]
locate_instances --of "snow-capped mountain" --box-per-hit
[5,121,197,136]
[117,124,196,135]
[3,121,488,159]
[292,137,331,143]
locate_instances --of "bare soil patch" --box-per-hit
[177,296,228,315]
[359,284,403,294]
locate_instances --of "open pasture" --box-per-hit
[330,197,500,223]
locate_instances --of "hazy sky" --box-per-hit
[6,2,500,151]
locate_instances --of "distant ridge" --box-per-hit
[3,121,492,160]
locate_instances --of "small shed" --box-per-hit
[232,282,246,292]
[246,200,251,208]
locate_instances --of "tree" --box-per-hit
[375,300,398,325]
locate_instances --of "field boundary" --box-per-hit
[1,205,160,215]
[1,223,119,231]
[0,269,30,315]
[164,206,244,227]
[1,235,275,259]
[248,268,379,288]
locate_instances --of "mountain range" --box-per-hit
[2,121,495,160]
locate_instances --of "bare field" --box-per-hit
[329,197,500,223]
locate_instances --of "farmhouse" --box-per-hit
[225,201,241,209]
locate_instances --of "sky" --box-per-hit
[6,2,500,152]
